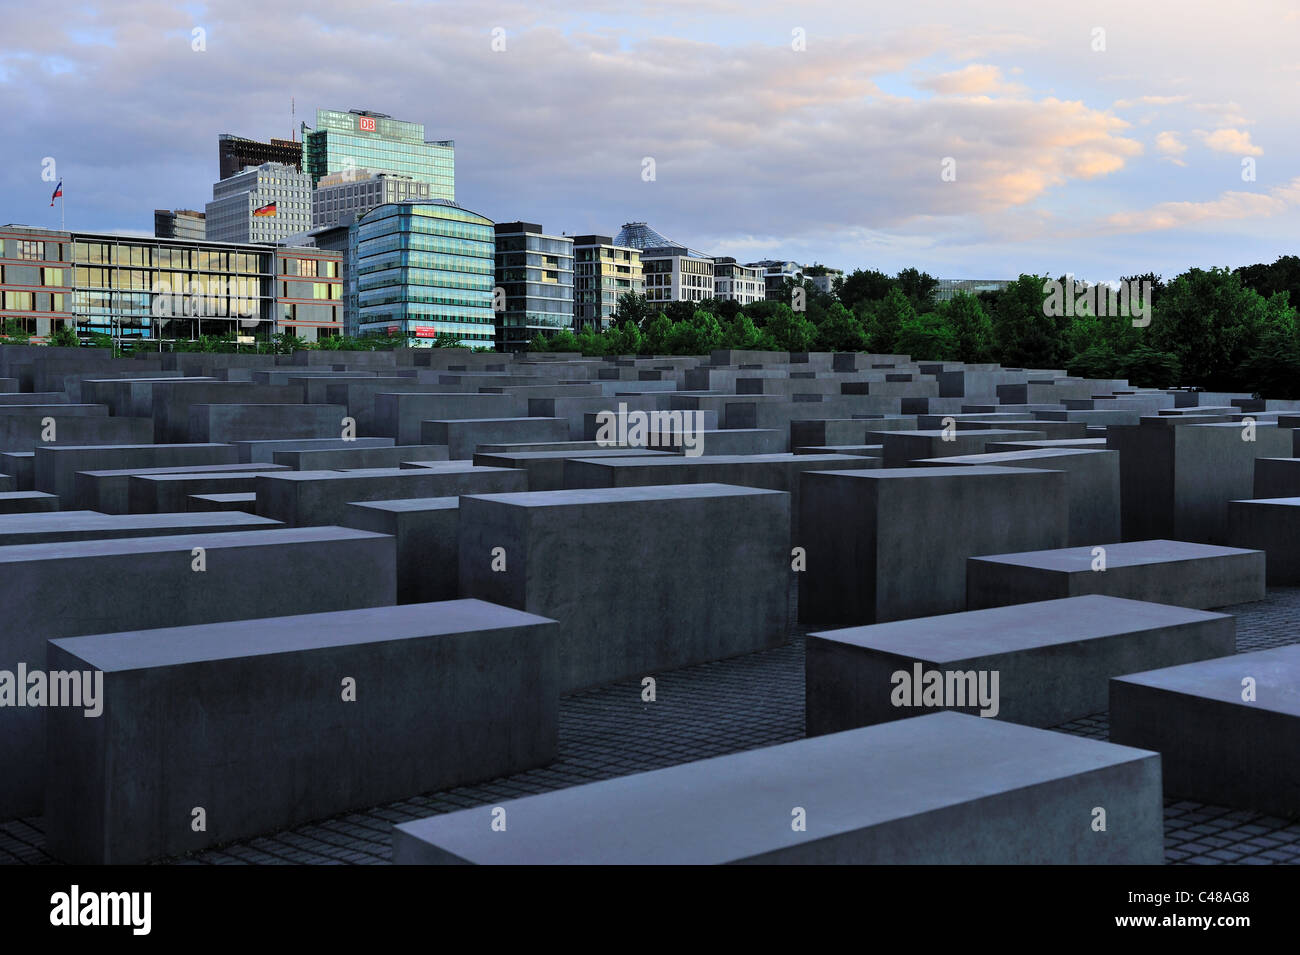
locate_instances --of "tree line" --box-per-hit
[529,255,1300,399]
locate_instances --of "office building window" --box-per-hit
[17,240,45,261]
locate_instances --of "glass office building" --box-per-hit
[571,235,639,332]
[352,201,495,347]
[494,222,574,351]
[303,109,454,200]
[0,224,342,344]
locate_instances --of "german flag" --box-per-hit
[253,201,277,217]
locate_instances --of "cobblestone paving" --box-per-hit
[4,588,1297,866]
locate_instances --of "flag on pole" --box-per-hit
[49,181,63,206]
[253,201,277,217]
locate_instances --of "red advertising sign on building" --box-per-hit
[414,326,437,337]
[359,116,377,132]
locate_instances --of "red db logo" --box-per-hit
[359,117,377,132]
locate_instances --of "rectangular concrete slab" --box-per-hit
[807,595,1234,733]
[344,497,460,603]
[1228,497,1300,583]
[45,599,559,864]
[1110,645,1300,817]
[0,525,395,819]
[967,539,1265,610]
[392,711,1163,864]
[0,509,280,545]
[458,483,789,691]
[799,466,1068,625]
[255,466,526,526]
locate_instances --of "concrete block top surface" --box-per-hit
[49,599,556,671]
[1113,644,1300,716]
[0,525,387,564]
[811,595,1230,661]
[268,466,512,482]
[815,465,1063,481]
[916,448,1115,465]
[349,496,460,514]
[464,482,787,509]
[38,444,233,453]
[0,511,278,533]
[1233,496,1300,506]
[392,711,1157,864]
[569,453,864,467]
[972,539,1262,571]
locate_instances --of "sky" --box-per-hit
[1,0,1298,284]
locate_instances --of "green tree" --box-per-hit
[991,274,1063,368]
[941,293,995,362]
[815,302,868,352]
[895,313,956,360]
[46,324,80,347]
[613,292,657,332]
[895,267,939,312]
[643,313,673,354]
[863,287,915,353]
[763,304,817,352]
[836,268,895,310]
[1,319,32,343]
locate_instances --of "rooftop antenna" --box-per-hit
[291,96,295,141]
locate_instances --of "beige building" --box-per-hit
[572,235,643,330]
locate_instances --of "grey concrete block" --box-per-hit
[0,510,279,545]
[35,443,239,504]
[45,599,559,864]
[798,466,1069,625]
[127,471,287,514]
[187,492,257,512]
[0,525,395,819]
[1108,421,1291,543]
[1227,497,1300,583]
[807,595,1234,732]
[1110,645,1300,817]
[255,465,526,527]
[912,448,1121,546]
[0,415,152,453]
[1252,458,1300,498]
[471,449,675,492]
[392,711,1163,864]
[186,404,348,443]
[374,393,521,444]
[234,436,395,464]
[270,444,449,470]
[562,453,872,541]
[967,539,1265,610]
[0,491,58,513]
[73,462,288,515]
[344,497,460,603]
[875,429,1049,467]
[422,417,570,460]
[458,484,789,691]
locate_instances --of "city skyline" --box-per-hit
[1,1,1298,285]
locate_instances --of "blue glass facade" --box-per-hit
[352,201,495,347]
[303,109,454,200]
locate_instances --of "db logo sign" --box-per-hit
[359,117,376,132]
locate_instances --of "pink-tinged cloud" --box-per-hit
[919,63,1024,95]
[1112,94,1188,109]
[1100,178,1300,234]
[1197,128,1263,155]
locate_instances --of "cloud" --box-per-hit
[1112,94,1188,108]
[1154,130,1187,165]
[1099,178,1300,234]
[1195,128,1262,155]
[918,63,1025,95]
